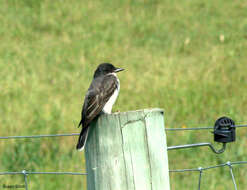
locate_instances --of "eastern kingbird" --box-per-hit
[76,63,124,151]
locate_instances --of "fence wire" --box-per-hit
[169,161,247,190]
[165,124,247,131]
[0,122,246,189]
[0,170,87,190]
[1,161,246,190]
[0,133,79,140]
[0,123,246,140]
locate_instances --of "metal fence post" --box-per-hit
[85,108,170,190]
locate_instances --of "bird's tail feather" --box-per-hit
[76,126,90,151]
[78,120,82,128]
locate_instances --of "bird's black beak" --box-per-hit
[114,67,124,72]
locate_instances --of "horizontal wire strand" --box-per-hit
[0,124,246,140]
[1,161,246,175]
[169,161,247,173]
[166,124,247,131]
[0,171,87,175]
[0,133,79,140]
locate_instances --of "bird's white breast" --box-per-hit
[102,74,120,114]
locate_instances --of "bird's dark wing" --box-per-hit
[78,74,118,128]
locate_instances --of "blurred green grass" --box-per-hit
[0,0,247,189]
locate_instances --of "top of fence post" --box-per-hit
[85,108,170,190]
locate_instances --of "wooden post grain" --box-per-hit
[85,108,170,190]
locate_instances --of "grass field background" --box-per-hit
[1,0,247,189]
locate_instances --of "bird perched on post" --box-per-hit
[76,63,124,151]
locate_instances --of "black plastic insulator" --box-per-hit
[214,116,235,143]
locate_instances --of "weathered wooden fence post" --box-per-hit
[85,108,170,190]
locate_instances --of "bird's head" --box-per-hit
[93,63,124,78]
